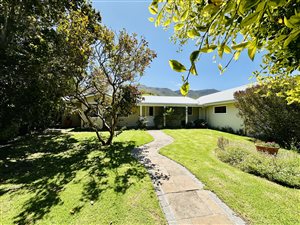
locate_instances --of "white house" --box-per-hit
[64,84,250,132]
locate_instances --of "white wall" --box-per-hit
[204,103,244,131]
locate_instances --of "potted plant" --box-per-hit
[255,141,280,155]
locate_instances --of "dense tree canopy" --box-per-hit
[149,0,300,102]
[234,83,300,150]
[0,1,100,141]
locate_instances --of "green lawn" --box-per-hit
[0,130,166,225]
[161,129,300,225]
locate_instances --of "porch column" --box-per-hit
[185,106,188,125]
[163,106,166,127]
[140,105,142,117]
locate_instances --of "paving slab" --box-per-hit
[133,130,246,225]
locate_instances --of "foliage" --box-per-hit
[0,1,100,142]
[234,84,300,150]
[0,130,165,225]
[255,141,280,148]
[161,129,300,225]
[216,139,300,188]
[149,0,300,102]
[137,117,148,129]
[217,136,229,150]
[193,119,208,128]
[154,114,164,128]
[61,22,156,145]
[257,74,300,104]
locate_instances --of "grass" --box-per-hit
[160,129,300,225]
[0,129,166,225]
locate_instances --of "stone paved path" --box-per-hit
[133,130,246,225]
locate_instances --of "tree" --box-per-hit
[148,0,300,102]
[65,26,156,145]
[0,1,101,142]
[234,83,300,150]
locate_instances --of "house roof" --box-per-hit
[197,84,253,105]
[140,95,198,106]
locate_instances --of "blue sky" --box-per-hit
[92,0,261,91]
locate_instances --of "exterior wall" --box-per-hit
[204,103,243,131]
[65,97,244,131]
[188,107,198,123]
[118,107,139,128]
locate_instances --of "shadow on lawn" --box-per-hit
[0,130,146,225]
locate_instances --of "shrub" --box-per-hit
[216,140,300,188]
[137,117,147,129]
[255,141,280,148]
[154,115,164,128]
[0,123,20,143]
[194,119,207,128]
[185,121,194,128]
[234,85,300,150]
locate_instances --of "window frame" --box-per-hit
[214,106,227,114]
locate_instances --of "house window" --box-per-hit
[188,107,193,115]
[214,106,226,113]
[149,107,154,116]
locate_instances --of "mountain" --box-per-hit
[174,89,219,98]
[139,85,219,99]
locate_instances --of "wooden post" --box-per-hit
[140,105,142,117]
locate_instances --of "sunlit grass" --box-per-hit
[161,129,300,225]
[0,130,164,225]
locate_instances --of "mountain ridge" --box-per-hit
[139,85,219,99]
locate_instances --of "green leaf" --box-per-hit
[200,45,217,53]
[289,14,300,26]
[190,50,200,62]
[190,63,198,75]
[224,45,232,54]
[187,29,200,39]
[172,16,179,22]
[248,41,257,61]
[284,17,295,28]
[218,44,224,58]
[240,11,260,28]
[181,10,189,21]
[239,0,260,15]
[174,23,184,31]
[169,60,187,72]
[202,4,218,17]
[234,51,241,61]
[196,25,207,32]
[163,19,171,26]
[268,0,287,7]
[148,5,158,15]
[218,63,226,74]
[283,29,300,47]
[232,42,249,51]
[148,17,155,22]
[180,82,190,96]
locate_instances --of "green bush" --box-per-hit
[137,117,147,129]
[234,85,300,150]
[194,119,207,128]
[216,138,300,188]
[0,123,20,143]
[154,115,164,128]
